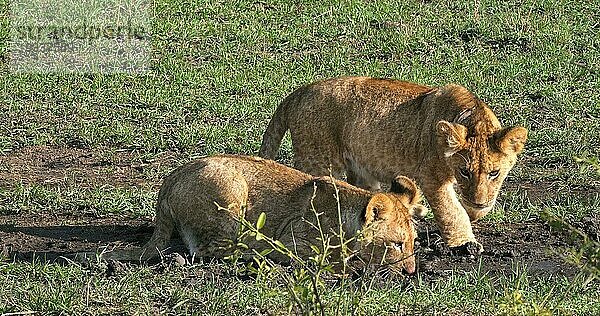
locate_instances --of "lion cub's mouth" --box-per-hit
[462,199,495,221]
[461,198,493,210]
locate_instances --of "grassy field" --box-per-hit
[1,0,599,314]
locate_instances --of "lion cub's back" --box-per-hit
[284,77,432,137]
[208,155,313,193]
[286,76,432,118]
[155,155,316,254]
[157,156,248,220]
[162,154,311,194]
[158,155,313,217]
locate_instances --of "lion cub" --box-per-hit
[259,77,528,251]
[106,155,425,275]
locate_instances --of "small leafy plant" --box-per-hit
[221,181,393,316]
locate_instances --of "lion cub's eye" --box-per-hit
[392,241,403,251]
[458,167,471,179]
[488,170,500,180]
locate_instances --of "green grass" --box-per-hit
[0,259,598,315]
[0,184,155,217]
[1,0,599,314]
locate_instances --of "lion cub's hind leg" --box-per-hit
[173,162,250,260]
[177,201,245,261]
[138,197,176,260]
[293,153,346,179]
[344,155,382,191]
[290,131,348,178]
[346,168,381,191]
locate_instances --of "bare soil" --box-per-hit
[0,211,580,279]
[0,146,596,279]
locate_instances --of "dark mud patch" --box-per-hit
[0,213,156,263]
[415,219,579,279]
[0,145,592,280]
[0,145,181,189]
[0,213,582,280]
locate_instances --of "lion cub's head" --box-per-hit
[360,176,425,275]
[436,116,528,221]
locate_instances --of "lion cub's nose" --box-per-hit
[404,259,416,275]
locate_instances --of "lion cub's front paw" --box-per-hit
[449,240,483,256]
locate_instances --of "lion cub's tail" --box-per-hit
[82,225,173,263]
[80,195,176,262]
[76,241,162,263]
[258,101,289,159]
[259,86,306,159]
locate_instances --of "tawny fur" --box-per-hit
[105,154,424,275]
[259,77,527,249]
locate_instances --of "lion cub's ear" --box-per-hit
[436,121,468,157]
[494,126,528,155]
[390,176,419,205]
[390,176,428,217]
[364,194,394,224]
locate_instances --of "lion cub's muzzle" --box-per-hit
[462,199,495,221]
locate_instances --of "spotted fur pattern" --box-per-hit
[259,77,527,249]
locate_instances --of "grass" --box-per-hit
[1,0,599,314]
[0,184,155,217]
[1,259,598,315]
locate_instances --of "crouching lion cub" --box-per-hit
[104,154,425,275]
[259,77,528,252]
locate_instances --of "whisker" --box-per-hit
[457,151,470,166]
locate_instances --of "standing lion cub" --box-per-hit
[259,77,527,251]
[104,155,424,275]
